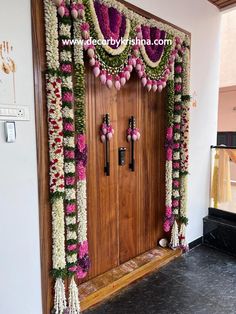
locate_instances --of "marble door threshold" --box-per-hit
[79,247,182,311]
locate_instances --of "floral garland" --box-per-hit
[73,10,90,280]
[80,0,188,93]
[58,3,81,313]
[170,52,184,249]
[164,78,174,234]
[44,0,67,313]
[179,44,191,250]
[44,1,191,311]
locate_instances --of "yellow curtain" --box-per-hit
[211,148,233,206]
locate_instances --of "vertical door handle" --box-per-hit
[100,113,114,176]
[127,116,140,172]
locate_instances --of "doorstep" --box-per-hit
[79,247,182,311]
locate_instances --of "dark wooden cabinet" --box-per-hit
[217,132,236,147]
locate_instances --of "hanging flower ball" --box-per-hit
[78,3,85,18]
[115,76,121,90]
[146,79,152,92]
[127,127,141,142]
[124,67,131,80]
[136,58,142,71]
[158,84,163,93]
[71,6,78,19]
[93,61,100,77]
[101,134,106,143]
[119,72,126,86]
[87,45,95,58]
[100,70,107,85]
[138,71,144,78]
[131,56,137,67]
[152,81,158,92]
[101,123,114,142]
[58,4,65,17]
[142,76,147,87]
[106,74,113,89]
[89,57,96,67]
[52,0,63,7]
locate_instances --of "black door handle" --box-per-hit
[100,113,114,176]
[127,116,140,172]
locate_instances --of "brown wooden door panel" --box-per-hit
[117,74,140,264]
[85,67,166,273]
[138,88,166,254]
[86,64,119,279]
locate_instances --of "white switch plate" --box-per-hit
[0,104,30,121]
[5,121,16,143]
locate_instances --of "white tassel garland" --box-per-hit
[170,220,179,249]
[179,223,188,251]
[53,278,67,314]
[69,277,81,314]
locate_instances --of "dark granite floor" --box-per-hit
[85,245,236,314]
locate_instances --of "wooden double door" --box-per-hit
[85,64,166,281]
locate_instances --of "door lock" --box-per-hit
[118,147,126,166]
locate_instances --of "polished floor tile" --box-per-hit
[85,246,236,314]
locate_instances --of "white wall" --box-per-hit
[220,9,236,87]
[0,0,220,313]
[127,0,221,243]
[0,1,42,314]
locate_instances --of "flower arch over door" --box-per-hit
[40,0,191,313]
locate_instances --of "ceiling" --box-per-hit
[208,0,236,9]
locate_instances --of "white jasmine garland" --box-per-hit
[52,198,67,269]
[77,180,88,243]
[165,161,172,207]
[44,0,59,70]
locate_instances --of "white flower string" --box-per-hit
[73,6,90,279]
[58,0,81,312]
[179,44,191,250]
[44,0,67,312]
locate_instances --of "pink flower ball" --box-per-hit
[166,206,172,218]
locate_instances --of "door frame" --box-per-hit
[31,1,190,312]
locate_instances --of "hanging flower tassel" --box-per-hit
[179,223,188,252]
[170,220,179,249]
[53,278,67,314]
[68,277,80,314]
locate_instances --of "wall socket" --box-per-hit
[0,105,30,121]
